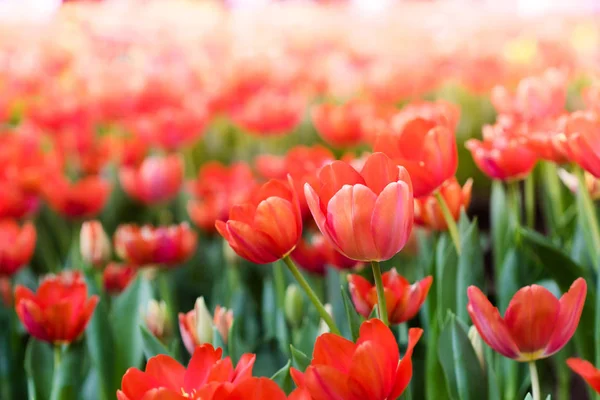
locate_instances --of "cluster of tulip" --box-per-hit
[2,2,600,400]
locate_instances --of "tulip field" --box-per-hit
[3,1,600,399]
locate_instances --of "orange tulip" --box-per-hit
[566,358,600,394]
[311,100,372,148]
[43,175,111,218]
[103,263,136,294]
[216,177,302,264]
[466,134,537,181]
[561,111,600,178]
[117,344,281,400]
[14,271,98,344]
[374,115,458,198]
[114,222,197,267]
[291,319,422,400]
[0,220,36,277]
[187,162,257,232]
[119,154,184,205]
[304,152,413,262]
[467,278,586,361]
[415,177,473,231]
[348,269,432,324]
[292,231,362,275]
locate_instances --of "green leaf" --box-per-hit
[141,326,171,359]
[491,181,512,269]
[425,318,450,400]
[456,217,485,323]
[275,310,290,358]
[270,360,293,394]
[518,227,596,362]
[438,312,487,400]
[341,286,362,342]
[261,278,276,340]
[84,271,115,400]
[326,268,347,338]
[50,341,86,400]
[524,394,533,400]
[228,319,246,365]
[24,339,53,400]
[111,276,153,381]
[212,325,227,356]
[436,235,458,323]
[290,345,310,371]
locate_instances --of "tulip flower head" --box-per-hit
[311,100,372,148]
[291,319,422,400]
[118,344,282,400]
[119,154,184,205]
[558,168,600,200]
[304,152,413,262]
[566,358,600,394]
[114,222,197,267]
[103,263,136,294]
[415,177,472,231]
[348,269,432,324]
[373,114,458,197]
[216,177,302,264]
[467,278,587,361]
[43,175,111,218]
[179,297,234,354]
[561,111,600,178]
[292,231,362,275]
[14,271,98,344]
[144,299,169,342]
[0,220,36,277]
[80,220,111,267]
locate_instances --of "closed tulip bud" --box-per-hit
[194,297,214,346]
[284,284,305,327]
[213,305,233,344]
[80,220,111,268]
[144,300,169,342]
[468,325,485,370]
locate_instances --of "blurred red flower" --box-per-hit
[103,263,136,294]
[291,230,362,275]
[415,177,472,231]
[561,111,600,178]
[43,175,111,218]
[567,358,600,394]
[119,154,184,205]
[0,220,36,277]
[14,270,98,344]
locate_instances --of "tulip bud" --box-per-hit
[144,300,169,342]
[468,325,485,370]
[317,304,333,336]
[194,297,214,345]
[80,220,111,268]
[284,284,305,327]
[213,305,233,344]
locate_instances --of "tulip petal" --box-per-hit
[370,181,413,261]
[254,197,299,256]
[544,278,587,356]
[145,355,185,391]
[567,358,600,394]
[326,184,379,261]
[317,161,365,208]
[304,365,353,400]
[312,333,357,374]
[359,152,399,195]
[183,345,223,390]
[504,284,560,356]
[467,286,521,359]
[391,276,433,324]
[232,353,256,384]
[120,368,162,399]
[357,319,399,367]
[348,341,392,399]
[347,274,375,317]
[228,378,288,400]
[223,221,281,264]
[389,328,423,399]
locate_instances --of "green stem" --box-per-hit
[282,256,340,335]
[540,162,564,233]
[371,261,389,326]
[525,173,535,230]
[157,272,176,326]
[528,361,541,400]
[434,191,461,255]
[54,344,62,376]
[507,181,522,231]
[576,168,600,265]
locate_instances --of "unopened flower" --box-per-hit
[80,220,111,267]
[144,299,169,342]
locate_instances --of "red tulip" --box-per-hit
[114,222,197,267]
[43,175,111,218]
[566,358,600,394]
[415,177,473,231]
[14,271,98,344]
[304,152,413,262]
[119,154,184,205]
[466,134,537,181]
[291,319,422,400]
[467,278,587,361]
[311,100,372,148]
[292,231,362,276]
[103,263,136,294]
[0,182,40,219]
[348,269,432,324]
[179,299,235,354]
[216,177,302,264]
[0,220,36,277]
[561,111,600,178]
[374,115,458,198]
[117,344,261,400]
[187,162,256,232]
